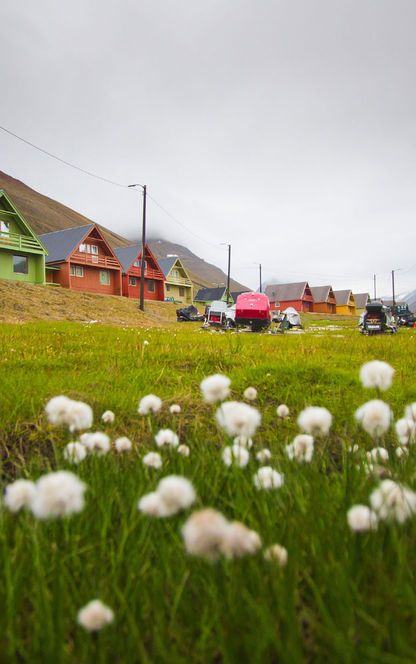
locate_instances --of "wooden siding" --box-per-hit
[121,273,164,301]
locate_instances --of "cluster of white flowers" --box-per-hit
[169,404,181,414]
[395,418,416,445]
[243,386,257,401]
[347,505,378,532]
[253,466,284,490]
[5,471,87,519]
[367,447,389,463]
[114,436,132,452]
[80,432,111,455]
[233,435,253,449]
[370,480,416,523]
[45,395,93,432]
[222,445,250,468]
[101,410,115,424]
[297,407,332,435]
[405,403,416,422]
[77,599,114,631]
[143,452,163,469]
[276,404,290,420]
[138,475,196,517]
[360,361,395,391]
[263,543,288,566]
[200,374,231,403]
[64,442,87,464]
[154,429,179,448]
[181,508,261,560]
[285,434,314,463]
[177,444,190,457]
[138,394,162,415]
[256,448,271,463]
[216,402,261,438]
[355,400,392,437]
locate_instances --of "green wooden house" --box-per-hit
[0,191,48,284]
[194,286,233,307]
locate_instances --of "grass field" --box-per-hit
[1,319,416,663]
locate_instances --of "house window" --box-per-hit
[147,279,155,293]
[172,269,179,278]
[91,245,98,255]
[166,284,171,292]
[13,255,28,274]
[179,287,185,297]
[70,265,84,277]
[100,270,110,285]
[129,277,137,286]
[92,255,99,263]
[0,220,9,235]
[79,243,87,253]
[133,259,139,267]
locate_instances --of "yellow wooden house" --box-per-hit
[333,289,357,315]
[158,256,193,304]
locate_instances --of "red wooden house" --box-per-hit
[310,286,337,314]
[113,244,165,301]
[39,224,122,296]
[265,282,314,312]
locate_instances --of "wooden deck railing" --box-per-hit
[71,252,121,269]
[0,232,43,253]
[166,275,193,286]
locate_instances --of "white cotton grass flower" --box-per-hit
[243,386,257,401]
[395,418,416,445]
[369,479,416,523]
[264,543,288,567]
[200,374,231,403]
[276,404,290,420]
[138,394,162,415]
[219,521,261,559]
[114,437,132,452]
[155,475,196,516]
[348,444,360,454]
[368,447,389,463]
[355,400,392,438]
[285,434,314,463]
[256,448,271,463]
[347,505,378,532]
[45,395,93,431]
[297,407,332,435]
[80,432,110,455]
[77,599,114,631]
[30,471,86,519]
[154,429,179,448]
[138,491,168,517]
[64,442,87,464]
[222,445,250,468]
[177,444,190,457]
[169,404,181,414]
[101,410,115,424]
[360,360,395,391]
[4,479,36,512]
[233,435,253,449]
[143,452,162,469]
[405,403,416,423]
[181,508,230,560]
[216,401,261,438]
[395,446,409,459]
[253,466,284,490]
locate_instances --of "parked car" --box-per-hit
[360,301,397,335]
[176,305,205,322]
[235,293,271,331]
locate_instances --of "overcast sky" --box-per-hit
[2,0,416,296]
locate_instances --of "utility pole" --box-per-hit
[392,269,396,315]
[221,243,231,305]
[128,183,147,311]
[373,274,377,300]
[259,263,262,293]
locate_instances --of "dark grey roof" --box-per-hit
[333,289,354,306]
[39,224,94,264]
[194,286,227,301]
[354,293,370,308]
[231,291,247,301]
[158,257,178,277]
[310,286,334,303]
[265,282,309,301]
[113,244,140,272]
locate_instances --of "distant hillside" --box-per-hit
[0,171,130,249]
[0,171,249,292]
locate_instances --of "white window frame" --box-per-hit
[147,279,155,293]
[129,276,137,286]
[70,265,84,277]
[13,254,28,274]
[0,220,10,235]
[79,243,87,253]
[100,270,110,285]
[91,245,98,255]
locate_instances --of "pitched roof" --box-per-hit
[194,286,227,301]
[158,257,179,277]
[265,282,309,301]
[231,291,247,301]
[113,244,141,272]
[38,224,94,264]
[333,289,354,306]
[310,286,333,303]
[354,293,370,308]
[0,190,48,254]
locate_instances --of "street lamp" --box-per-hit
[220,243,231,305]
[128,183,147,311]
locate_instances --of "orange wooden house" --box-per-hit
[310,286,337,314]
[39,224,123,296]
[265,282,314,312]
[113,244,165,301]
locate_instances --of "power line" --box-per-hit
[147,193,220,248]
[0,125,129,189]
